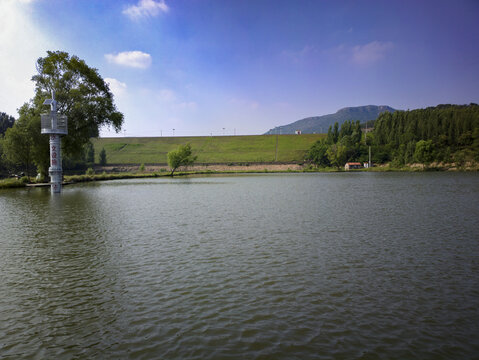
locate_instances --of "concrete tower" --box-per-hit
[41,91,68,193]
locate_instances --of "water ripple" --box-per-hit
[1,173,478,359]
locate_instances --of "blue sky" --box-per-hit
[1,0,478,137]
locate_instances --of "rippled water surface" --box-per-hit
[1,172,478,359]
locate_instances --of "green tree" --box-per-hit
[414,140,434,165]
[327,144,347,169]
[99,147,107,166]
[326,125,334,144]
[0,112,15,136]
[2,104,50,178]
[332,122,339,143]
[352,120,362,144]
[2,118,34,177]
[167,143,197,176]
[86,142,95,164]
[32,51,124,159]
[307,139,330,167]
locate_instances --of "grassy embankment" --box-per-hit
[0,135,324,189]
[92,134,324,164]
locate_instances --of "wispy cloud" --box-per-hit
[326,41,393,66]
[156,89,197,110]
[105,78,127,97]
[123,0,169,20]
[105,51,152,69]
[229,97,260,110]
[351,41,393,65]
[157,89,177,102]
[282,45,318,64]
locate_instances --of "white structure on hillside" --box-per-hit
[41,91,68,193]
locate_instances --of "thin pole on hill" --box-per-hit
[365,122,371,169]
[275,133,279,162]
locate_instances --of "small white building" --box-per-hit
[345,162,362,170]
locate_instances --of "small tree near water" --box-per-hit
[99,147,107,166]
[167,143,197,176]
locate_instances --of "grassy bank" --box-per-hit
[2,161,476,190]
[0,177,30,189]
[92,134,324,164]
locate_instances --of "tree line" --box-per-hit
[372,104,479,166]
[307,104,479,168]
[307,119,369,168]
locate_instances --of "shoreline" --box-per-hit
[1,162,477,190]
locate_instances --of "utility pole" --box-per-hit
[41,91,68,193]
[275,132,279,162]
[365,121,371,169]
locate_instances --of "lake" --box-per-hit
[1,172,478,359]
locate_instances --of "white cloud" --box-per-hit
[105,78,127,97]
[351,41,394,65]
[105,51,152,69]
[123,0,169,20]
[0,0,54,117]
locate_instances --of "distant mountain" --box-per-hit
[264,105,396,135]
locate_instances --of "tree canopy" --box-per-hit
[0,112,15,136]
[308,119,366,167]
[2,50,124,177]
[32,50,124,158]
[167,143,197,175]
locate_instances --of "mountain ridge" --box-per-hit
[265,105,396,135]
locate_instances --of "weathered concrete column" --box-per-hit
[41,91,68,194]
[49,134,62,193]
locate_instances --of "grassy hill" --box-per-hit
[92,134,324,164]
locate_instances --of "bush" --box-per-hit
[86,167,95,176]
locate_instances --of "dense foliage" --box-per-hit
[373,104,479,166]
[307,104,479,168]
[307,120,368,168]
[0,112,15,136]
[0,112,16,175]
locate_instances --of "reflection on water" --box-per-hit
[1,173,478,359]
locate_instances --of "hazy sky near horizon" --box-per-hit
[1,0,478,137]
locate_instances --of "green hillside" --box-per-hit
[92,134,324,164]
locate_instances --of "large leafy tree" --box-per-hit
[327,144,348,169]
[32,50,124,159]
[307,139,330,167]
